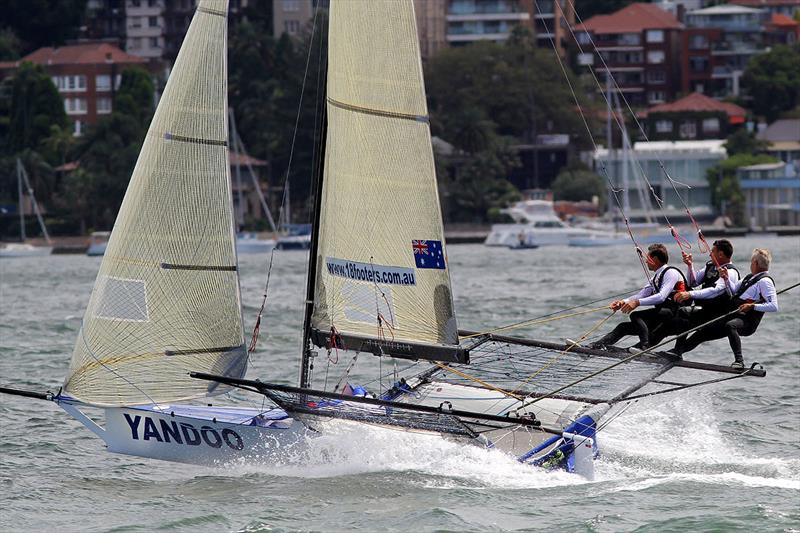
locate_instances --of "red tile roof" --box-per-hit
[769,12,799,27]
[575,3,682,34]
[18,42,145,66]
[640,92,747,119]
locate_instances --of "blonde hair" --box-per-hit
[751,248,771,270]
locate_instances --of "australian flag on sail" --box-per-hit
[412,239,446,270]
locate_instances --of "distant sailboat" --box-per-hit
[1,0,304,463]
[0,159,53,258]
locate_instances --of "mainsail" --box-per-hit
[63,0,246,407]
[310,0,463,362]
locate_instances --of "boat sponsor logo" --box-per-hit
[325,257,416,286]
[123,413,244,451]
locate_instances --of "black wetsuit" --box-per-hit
[674,272,774,362]
[593,266,688,349]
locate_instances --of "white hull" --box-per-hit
[59,399,309,465]
[0,244,53,258]
[485,223,601,247]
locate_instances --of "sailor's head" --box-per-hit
[750,248,771,274]
[711,239,733,263]
[646,243,668,271]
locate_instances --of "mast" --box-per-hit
[16,158,25,242]
[299,28,328,390]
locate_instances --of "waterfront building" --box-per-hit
[415,0,448,62]
[638,92,747,141]
[574,3,684,107]
[730,0,800,19]
[738,161,800,227]
[0,42,146,136]
[594,140,726,216]
[757,119,800,172]
[682,4,769,98]
[273,0,315,38]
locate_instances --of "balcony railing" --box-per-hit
[448,0,523,15]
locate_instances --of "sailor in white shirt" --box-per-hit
[670,248,778,368]
[671,239,741,332]
[590,243,688,353]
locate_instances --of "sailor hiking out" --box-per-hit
[590,243,687,354]
[667,248,778,368]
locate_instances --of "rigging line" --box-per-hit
[522,280,800,407]
[622,368,759,401]
[247,248,276,358]
[532,3,653,288]
[459,285,644,340]
[459,305,613,339]
[433,362,524,401]
[562,0,702,249]
[551,2,682,237]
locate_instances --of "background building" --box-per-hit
[273,0,315,38]
[639,92,747,141]
[574,3,684,107]
[0,42,146,136]
[739,161,800,227]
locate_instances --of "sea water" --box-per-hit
[1,235,798,532]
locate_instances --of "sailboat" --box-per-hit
[191,0,768,479]
[1,0,305,464]
[0,159,53,258]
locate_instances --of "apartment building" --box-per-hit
[532,0,576,58]
[445,0,534,46]
[574,3,684,107]
[125,0,165,60]
[739,161,800,227]
[415,0,448,61]
[0,42,146,136]
[273,0,315,38]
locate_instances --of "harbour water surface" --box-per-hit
[1,235,798,532]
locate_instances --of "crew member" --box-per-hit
[674,239,740,323]
[668,248,778,368]
[590,243,687,353]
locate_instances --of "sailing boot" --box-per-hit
[731,353,745,369]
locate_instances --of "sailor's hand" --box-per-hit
[609,300,624,311]
[682,251,692,266]
[621,300,639,314]
[675,291,691,303]
[738,302,755,313]
[719,266,729,280]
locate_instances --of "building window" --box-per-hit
[63,75,87,91]
[646,30,664,43]
[702,118,720,134]
[619,33,640,46]
[284,19,300,34]
[73,120,83,137]
[679,121,697,139]
[149,16,159,27]
[577,32,591,45]
[97,97,112,114]
[647,50,665,64]
[689,56,708,73]
[648,91,665,104]
[282,0,299,11]
[577,53,594,66]
[689,34,708,50]
[647,70,666,84]
[96,74,112,91]
[131,16,141,28]
[655,120,673,133]
[65,97,87,115]
[149,36,160,48]
[52,76,63,91]
[129,37,141,49]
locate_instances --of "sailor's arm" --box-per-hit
[687,267,739,300]
[754,279,779,313]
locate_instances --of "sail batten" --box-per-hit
[311,0,459,355]
[63,0,244,407]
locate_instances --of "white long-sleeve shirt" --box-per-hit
[730,272,779,313]
[628,265,685,307]
[687,262,740,300]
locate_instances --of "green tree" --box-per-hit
[706,153,778,226]
[6,62,68,155]
[551,163,606,209]
[0,27,21,60]
[723,128,768,156]
[742,44,800,123]
[0,0,87,53]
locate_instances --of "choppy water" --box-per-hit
[1,235,798,532]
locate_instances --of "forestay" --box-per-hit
[311,0,460,360]
[63,0,246,406]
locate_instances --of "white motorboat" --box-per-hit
[485,199,606,247]
[86,231,110,256]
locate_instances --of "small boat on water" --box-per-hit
[1,159,53,258]
[86,231,110,256]
[236,232,276,254]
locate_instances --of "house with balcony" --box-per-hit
[574,3,684,107]
[445,0,534,45]
[0,42,146,136]
[683,4,769,98]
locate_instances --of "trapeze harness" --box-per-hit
[652,266,687,316]
[694,261,740,315]
[729,271,774,332]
